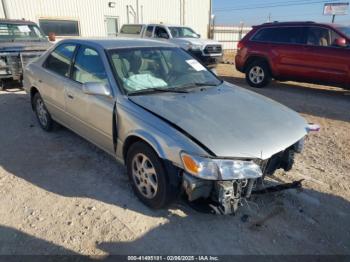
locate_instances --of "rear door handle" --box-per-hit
[67,93,74,99]
[38,79,43,83]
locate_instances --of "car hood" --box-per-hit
[129,83,308,159]
[0,41,51,52]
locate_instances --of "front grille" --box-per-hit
[203,45,222,54]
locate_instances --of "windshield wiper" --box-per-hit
[175,80,223,90]
[128,87,189,96]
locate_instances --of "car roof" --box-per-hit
[59,38,177,50]
[121,23,190,28]
[256,21,339,28]
[0,19,37,25]
[147,24,189,27]
[121,24,145,27]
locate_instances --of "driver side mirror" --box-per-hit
[335,37,347,47]
[82,82,112,97]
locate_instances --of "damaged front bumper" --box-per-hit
[183,174,257,215]
[182,139,305,214]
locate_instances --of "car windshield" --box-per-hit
[336,26,350,38]
[109,47,221,94]
[169,27,198,38]
[0,23,46,41]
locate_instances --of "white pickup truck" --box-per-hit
[118,24,223,67]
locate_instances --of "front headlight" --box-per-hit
[188,43,202,51]
[181,152,262,180]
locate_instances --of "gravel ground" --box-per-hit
[0,64,349,256]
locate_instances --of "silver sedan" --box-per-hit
[23,39,308,214]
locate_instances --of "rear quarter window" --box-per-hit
[252,27,306,44]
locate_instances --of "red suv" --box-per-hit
[235,22,350,88]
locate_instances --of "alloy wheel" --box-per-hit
[249,66,265,84]
[36,98,48,127]
[131,153,158,199]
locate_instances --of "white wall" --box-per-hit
[0,0,211,38]
[138,0,210,37]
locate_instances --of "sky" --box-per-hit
[212,0,350,26]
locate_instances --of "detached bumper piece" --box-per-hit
[252,179,303,195]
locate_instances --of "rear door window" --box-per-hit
[44,43,77,77]
[252,27,306,44]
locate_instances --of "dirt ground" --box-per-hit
[0,64,349,256]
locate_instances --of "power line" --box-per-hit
[214,0,333,11]
[214,0,342,12]
[214,0,341,11]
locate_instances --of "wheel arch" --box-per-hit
[243,55,273,76]
[29,86,39,110]
[122,132,166,163]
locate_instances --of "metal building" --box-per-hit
[0,0,212,39]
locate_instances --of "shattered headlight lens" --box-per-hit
[181,152,263,180]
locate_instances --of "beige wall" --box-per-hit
[0,0,211,38]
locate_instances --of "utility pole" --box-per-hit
[1,0,8,19]
[268,13,272,22]
[332,14,335,23]
[209,0,212,38]
[136,0,139,23]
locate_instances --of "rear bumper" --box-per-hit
[235,54,245,73]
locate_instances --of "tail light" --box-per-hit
[237,41,244,51]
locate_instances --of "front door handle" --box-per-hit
[67,93,74,99]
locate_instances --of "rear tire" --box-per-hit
[33,92,55,132]
[126,141,178,209]
[245,60,271,88]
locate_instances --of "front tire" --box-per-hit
[126,141,177,209]
[245,60,271,88]
[33,92,54,131]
